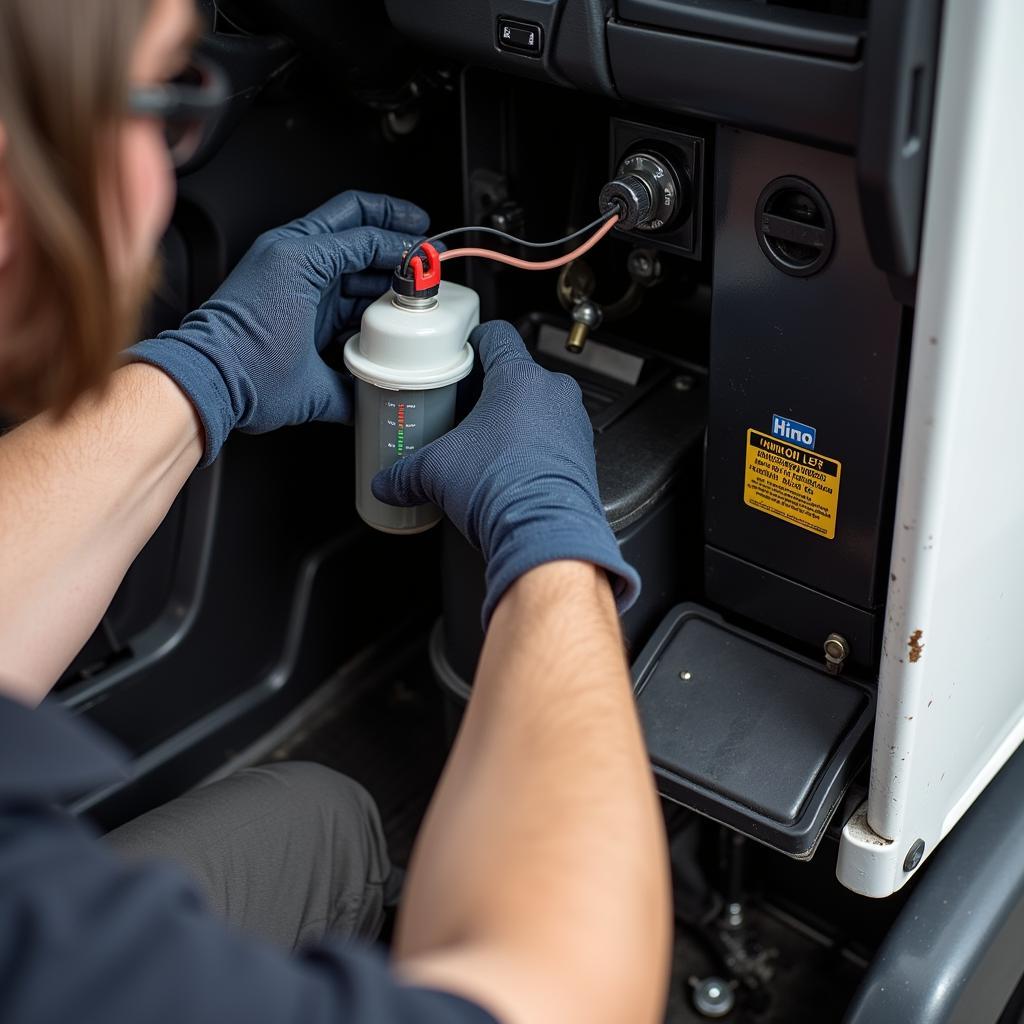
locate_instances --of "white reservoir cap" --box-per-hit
[343,280,479,392]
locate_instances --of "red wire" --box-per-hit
[438,215,619,270]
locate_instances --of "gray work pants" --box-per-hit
[105,761,397,951]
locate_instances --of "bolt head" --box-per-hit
[627,248,662,283]
[904,838,925,872]
[692,976,735,1018]
[824,633,850,661]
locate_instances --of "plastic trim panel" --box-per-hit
[844,742,1024,1023]
[607,21,863,149]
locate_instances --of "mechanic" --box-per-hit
[0,1,670,1022]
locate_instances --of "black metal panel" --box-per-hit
[705,546,879,665]
[703,127,906,621]
[845,742,1024,1024]
[607,22,864,150]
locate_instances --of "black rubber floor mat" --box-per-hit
[268,636,449,867]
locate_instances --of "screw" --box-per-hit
[904,838,925,872]
[627,248,661,284]
[724,901,744,929]
[384,108,420,138]
[691,976,735,1019]
[679,670,692,681]
[672,375,695,392]
[824,633,850,675]
[488,202,525,235]
[628,251,650,275]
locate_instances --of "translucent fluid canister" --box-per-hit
[343,281,479,534]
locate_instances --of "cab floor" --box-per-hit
[664,906,863,1023]
[266,632,450,867]
[262,634,862,1023]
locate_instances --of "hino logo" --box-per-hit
[771,414,816,450]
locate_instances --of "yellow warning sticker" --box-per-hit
[743,429,841,540]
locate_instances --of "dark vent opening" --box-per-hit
[755,177,835,277]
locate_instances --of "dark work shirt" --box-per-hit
[0,694,497,1024]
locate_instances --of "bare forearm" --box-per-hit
[0,364,202,703]
[396,561,672,1024]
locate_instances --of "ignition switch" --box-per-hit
[599,150,686,232]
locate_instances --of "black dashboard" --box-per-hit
[384,0,943,282]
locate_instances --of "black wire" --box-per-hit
[400,209,617,276]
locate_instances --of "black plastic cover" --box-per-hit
[384,0,616,95]
[857,0,945,283]
[633,604,874,858]
[617,0,864,60]
[607,21,864,149]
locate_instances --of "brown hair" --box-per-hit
[0,0,153,418]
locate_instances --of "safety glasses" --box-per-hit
[128,56,229,170]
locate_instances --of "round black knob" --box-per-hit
[599,150,684,233]
[598,174,654,231]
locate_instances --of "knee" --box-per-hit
[256,761,380,829]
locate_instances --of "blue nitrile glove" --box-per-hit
[126,191,431,465]
[372,320,641,629]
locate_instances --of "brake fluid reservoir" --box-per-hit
[343,245,478,534]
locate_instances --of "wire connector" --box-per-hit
[393,243,442,298]
[412,243,442,291]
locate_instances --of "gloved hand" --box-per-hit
[372,320,640,628]
[127,191,430,465]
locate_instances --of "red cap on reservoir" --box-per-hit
[392,242,442,299]
[391,243,440,299]
[411,243,442,292]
